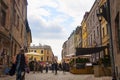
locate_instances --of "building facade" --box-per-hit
[62,31,76,63]
[28,45,54,64]
[81,12,89,48]
[67,31,76,56]
[85,1,102,62]
[74,26,82,48]
[110,0,120,79]
[0,0,32,75]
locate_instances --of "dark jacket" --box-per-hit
[16,53,26,71]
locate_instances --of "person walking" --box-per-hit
[15,47,28,80]
[62,60,66,74]
[58,63,62,71]
[51,62,55,73]
[45,63,49,73]
[33,58,37,73]
[54,61,58,75]
[39,64,43,73]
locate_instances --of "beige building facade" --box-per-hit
[85,1,102,62]
[74,26,82,48]
[110,0,120,79]
[0,0,32,75]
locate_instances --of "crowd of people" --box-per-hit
[9,47,69,80]
[29,59,69,75]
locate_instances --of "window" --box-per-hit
[102,27,105,38]
[1,1,7,27]
[34,50,36,52]
[47,51,49,54]
[13,8,16,25]
[47,56,49,61]
[31,50,33,52]
[106,24,109,35]
[94,31,95,39]
[14,44,17,56]
[115,13,120,50]
[97,26,99,36]
[17,15,19,28]
[41,50,43,53]
[21,25,23,38]
[91,35,92,46]
[41,57,43,61]
[1,9,6,26]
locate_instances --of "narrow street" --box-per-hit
[0,71,111,80]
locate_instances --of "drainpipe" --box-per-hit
[106,0,116,80]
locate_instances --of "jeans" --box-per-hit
[16,69,25,80]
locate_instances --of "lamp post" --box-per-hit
[96,7,102,60]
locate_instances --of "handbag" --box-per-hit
[9,54,21,76]
[9,63,16,76]
[25,66,30,73]
[4,67,10,75]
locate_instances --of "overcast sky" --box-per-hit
[27,0,95,61]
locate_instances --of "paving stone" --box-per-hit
[0,70,112,80]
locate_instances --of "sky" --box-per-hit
[27,0,95,61]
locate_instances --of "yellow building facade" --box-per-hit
[99,0,110,56]
[27,45,54,64]
[81,16,88,48]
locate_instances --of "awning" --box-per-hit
[25,52,44,56]
[76,46,108,56]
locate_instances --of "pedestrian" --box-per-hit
[39,64,43,73]
[15,47,28,80]
[52,62,54,73]
[54,61,58,75]
[58,63,62,71]
[62,60,66,73]
[45,63,49,73]
[51,62,54,73]
[33,58,37,73]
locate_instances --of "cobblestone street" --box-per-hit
[0,71,112,80]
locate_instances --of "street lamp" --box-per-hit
[97,8,102,22]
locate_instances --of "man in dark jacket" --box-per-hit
[15,47,27,80]
[54,61,58,75]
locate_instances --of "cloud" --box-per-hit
[27,0,95,60]
[28,16,67,39]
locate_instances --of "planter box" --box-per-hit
[70,66,93,74]
[94,65,112,77]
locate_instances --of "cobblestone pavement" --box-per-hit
[0,71,112,80]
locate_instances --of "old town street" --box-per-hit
[0,71,111,80]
